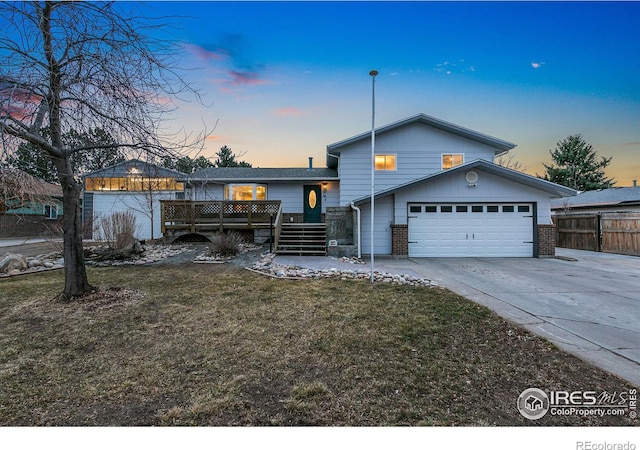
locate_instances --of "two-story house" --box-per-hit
[327,114,575,257]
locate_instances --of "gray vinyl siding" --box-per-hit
[267,184,302,213]
[193,183,224,201]
[268,182,339,213]
[359,195,394,255]
[338,123,498,204]
[193,181,340,213]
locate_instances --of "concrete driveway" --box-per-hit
[378,249,640,386]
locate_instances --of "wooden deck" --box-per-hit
[160,200,282,235]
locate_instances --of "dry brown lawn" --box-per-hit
[0,262,635,426]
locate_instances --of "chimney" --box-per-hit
[308,157,313,170]
[633,180,637,187]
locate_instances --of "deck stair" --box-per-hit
[276,223,327,256]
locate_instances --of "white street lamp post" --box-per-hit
[369,69,378,283]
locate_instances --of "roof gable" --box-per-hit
[352,159,577,205]
[327,113,516,167]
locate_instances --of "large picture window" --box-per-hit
[442,153,464,169]
[84,177,184,192]
[224,184,267,201]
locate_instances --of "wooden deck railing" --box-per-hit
[160,200,282,234]
[272,201,284,250]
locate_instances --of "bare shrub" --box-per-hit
[208,231,244,257]
[99,212,138,250]
[42,220,64,253]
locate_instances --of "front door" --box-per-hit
[303,185,322,223]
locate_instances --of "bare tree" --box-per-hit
[496,152,528,172]
[0,2,205,299]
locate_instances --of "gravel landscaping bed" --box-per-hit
[2,241,437,287]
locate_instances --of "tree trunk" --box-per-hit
[57,160,92,300]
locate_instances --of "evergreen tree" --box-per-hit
[214,145,252,167]
[161,155,215,173]
[540,134,615,191]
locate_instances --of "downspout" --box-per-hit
[350,202,361,259]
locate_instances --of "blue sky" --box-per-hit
[146,1,640,186]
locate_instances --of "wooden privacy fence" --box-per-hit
[554,212,640,256]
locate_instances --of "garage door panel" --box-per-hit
[408,203,533,257]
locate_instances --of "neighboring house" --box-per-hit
[82,159,186,240]
[0,169,63,238]
[551,186,640,214]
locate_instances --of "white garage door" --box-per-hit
[408,203,534,257]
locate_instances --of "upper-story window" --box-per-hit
[224,184,267,201]
[442,153,464,169]
[374,154,396,171]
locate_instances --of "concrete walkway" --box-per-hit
[275,249,640,386]
[0,237,59,247]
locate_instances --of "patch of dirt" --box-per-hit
[74,286,146,312]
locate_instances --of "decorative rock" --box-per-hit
[247,254,438,287]
[1,254,28,273]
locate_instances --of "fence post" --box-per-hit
[597,213,602,252]
[219,201,224,233]
[190,202,195,234]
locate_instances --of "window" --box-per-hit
[442,153,464,169]
[440,205,453,213]
[84,177,184,192]
[472,205,483,213]
[425,205,437,213]
[456,205,468,213]
[503,205,515,213]
[44,204,58,219]
[409,205,422,213]
[224,184,267,201]
[518,205,530,213]
[374,154,396,171]
[487,205,499,213]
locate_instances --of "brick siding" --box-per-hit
[0,214,63,238]
[538,224,556,257]
[391,224,409,256]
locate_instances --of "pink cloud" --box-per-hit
[213,70,269,94]
[184,43,227,62]
[0,83,43,122]
[228,70,268,87]
[273,106,307,117]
